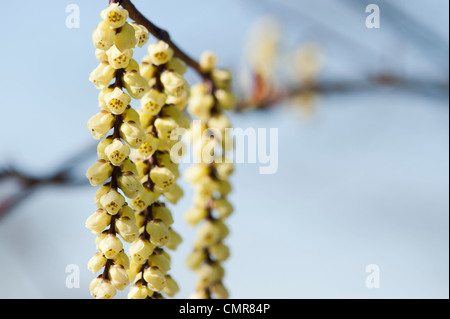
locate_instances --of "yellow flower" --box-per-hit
[109,264,129,291]
[104,87,131,115]
[143,267,167,292]
[199,51,217,73]
[114,23,137,52]
[98,233,123,259]
[150,166,175,193]
[152,206,174,227]
[141,89,167,116]
[166,228,183,251]
[85,209,112,234]
[105,138,131,166]
[87,110,115,140]
[118,171,144,199]
[107,45,133,70]
[131,23,150,48]
[120,121,146,148]
[129,237,155,265]
[88,253,107,274]
[124,70,150,99]
[92,21,115,50]
[147,41,174,65]
[89,62,116,90]
[86,160,113,186]
[116,216,140,243]
[128,282,149,299]
[163,275,180,297]
[161,71,188,97]
[146,220,170,247]
[100,189,126,215]
[101,3,129,29]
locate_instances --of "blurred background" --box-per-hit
[0,0,448,299]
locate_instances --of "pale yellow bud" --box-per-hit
[120,158,139,176]
[109,264,129,291]
[119,204,136,222]
[146,220,170,247]
[160,71,188,97]
[98,233,123,259]
[89,62,116,89]
[114,23,137,52]
[218,180,232,196]
[118,172,143,199]
[116,216,139,243]
[163,275,180,297]
[213,198,234,219]
[185,165,210,184]
[200,51,217,73]
[105,138,130,166]
[126,261,142,282]
[86,160,113,186]
[154,117,179,143]
[104,88,131,115]
[135,212,146,229]
[155,153,180,178]
[86,209,112,234]
[135,159,150,179]
[152,206,174,227]
[143,267,167,292]
[129,238,155,264]
[113,250,130,270]
[184,207,209,227]
[198,221,224,245]
[163,184,184,205]
[92,21,115,50]
[166,92,189,111]
[188,94,215,119]
[211,282,229,299]
[120,121,145,148]
[167,57,187,75]
[125,59,140,72]
[185,250,207,270]
[95,279,117,299]
[140,62,157,80]
[147,41,174,65]
[97,137,113,161]
[101,3,129,29]
[89,276,103,298]
[215,89,238,111]
[95,184,111,208]
[124,70,150,99]
[209,243,230,262]
[138,134,159,159]
[87,110,115,140]
[107,45,133,69]
[95,232,108,250]
[208,113,231,132]
[141,89,167,116]
[150,166,175,192]
[98,87,114,110]
[161,105,190,129]
[128,282,148,299]
[130,188,159,211]
[149,253,171,274]
[99,189,125,215]
[88,252,107,273]
[95,49,109,62]
[166,228,183,251]
[122,107,140,123]
[131,23,150,48]
[197,263,223,286]
[212,69,232,90]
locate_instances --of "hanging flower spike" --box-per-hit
[185,51,237,299]
[86,2,151,299]
[126,39,188,299]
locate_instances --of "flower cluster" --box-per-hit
[184,52,237,299]
[125,40,189,299]
[85,3,151,299]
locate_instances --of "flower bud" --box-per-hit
[92,21,115,50]
[95,232,108,250]
[167,57,187,75]
[105,138,131,166]
[120,121,146,148]
[166,228,183,251]
[215,89,238,111]
[200,51,217,72]
[209,243,230,262]
[152,206,174,227]
[86,209,112,234]
[138,133,159,159]
[89,276,103,298]
[122,106,140,123]
[124,70,150,99]
[128,282,148,299]
[95,49,109,62]
[130,188,160,211]
[163,275,180,297]
[89,62,116,89]
[161,71,188,97]
[86,160,113,186]
[95,279,117,299]
[109,264,129,290]
[113,250,130,270]
[97,137,113,161]
[104,88,131,115]
[141,89,167,116]
[140,62,157,80]
[95,184,111,208]
[87,111,115,140]
[107,45,133,69]
[212,69,232,89]
[129,237,155,264]
[88,252,107,273]
[114,23,137,52]
[118,171,143,199]
[98,87,114,110]
[149,253,171,274]
[213,198,234,219]
[163,184,184,204]
[131,23,150,48]
[98,233,123,259]
[184,207,209,227]
[146,220,170,247]
[150,166,175,193]
[188,94,215,119]
[120,158,139,176]
[197,263,223,286]
[147,41,174,65]
[185,250,207,271]
[143,267,167,292]
[100,189,125,215]
[211,282,229,299]
[101,3,129,29]
[116,216,139,243]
